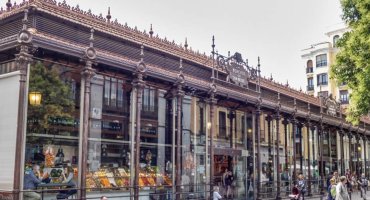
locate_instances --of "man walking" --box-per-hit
[358,173,368,200]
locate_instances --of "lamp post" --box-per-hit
[29,91,42,105]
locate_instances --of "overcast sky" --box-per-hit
[59,0,344,90]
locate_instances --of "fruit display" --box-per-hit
[44,146,55,167]
[105,172,117,187]
[84,167,172,190]
[94,170,111,188]
[50,168,63,177]
[163,175,172,186]
[86,172,99,190]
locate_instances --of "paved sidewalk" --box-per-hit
[297,191,370,199]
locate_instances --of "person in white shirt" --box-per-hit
[213,186,222,200]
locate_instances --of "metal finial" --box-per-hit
[286,80,289,87]
[246,59,248,66]
[22,9,28,31]
[6,0,11,11]
[270,73,273,81]
[212,35,215,49]
[140,44,144,62]
[89,28,94,47]
[300,86,302,92]
[179,58,183,74]
[184,37,188,49]
[106,7,111,22]
[258,56,260,66]
[149,24,153,37]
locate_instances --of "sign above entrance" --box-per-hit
[324,94,339,117]
[214,52,259,87]
[211,36,261,92]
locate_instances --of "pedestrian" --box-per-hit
[213,186,222,200]
[345,170,353,199]
[297,174,306,200]
[328,178,337,200]
[336,176,349,200]
[225,171,234,199]
[357,173,368,199]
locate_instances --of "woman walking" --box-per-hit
[336,176,350,200]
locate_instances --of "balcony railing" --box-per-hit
[306,67,313,73]
[307,85,314,91]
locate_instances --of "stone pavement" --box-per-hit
[296,191,370,199]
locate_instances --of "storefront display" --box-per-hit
[85,167,172,190]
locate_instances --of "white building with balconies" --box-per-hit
[301,27,350,105]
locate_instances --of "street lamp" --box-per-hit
[207,122,212,130]
[29,91,42,106]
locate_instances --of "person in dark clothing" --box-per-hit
[225,171,234,199]
[357,173,368,199]
[56,166,77,199]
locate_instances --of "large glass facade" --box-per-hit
[16,59,356,200]
[24,61,81,199]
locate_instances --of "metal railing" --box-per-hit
[0,184,211,200]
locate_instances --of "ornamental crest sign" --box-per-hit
[324,94,339,117]
[215,52,259,87]
[228,61,248,86]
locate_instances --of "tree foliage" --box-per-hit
[28,62,75,130]
[330,0,370,124]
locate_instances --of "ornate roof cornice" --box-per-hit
[1,0,214,69]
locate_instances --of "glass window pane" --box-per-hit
[104,78,110,106]
[25,61,81,199]
[110,78,117,107]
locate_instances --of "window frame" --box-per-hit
[316,54,327,68]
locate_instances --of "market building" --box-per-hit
[0,1,370,200]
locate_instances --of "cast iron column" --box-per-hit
[80,28,96,199]
[209,92,217,198]
[348,133,353,173]
[229,110,235,149]
[283,119,288,172]
[267,115,272,181]
[299,124,303,173]
[133,45,147,200]
[363,136,367,177]
[13,9,33,199]
[175,59,185,200]
[256,103,262,200]
[292,118,297,182]
[275,111,281,199]
[339,130,345,175]
[319,123,324,194]
[356,135,360,177]
[306,121,311,196]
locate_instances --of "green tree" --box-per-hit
[28,62,75,131]
[330,0,370,125]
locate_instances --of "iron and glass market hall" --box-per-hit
[1,1,370,200]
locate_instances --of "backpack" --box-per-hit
[330,185,336,198]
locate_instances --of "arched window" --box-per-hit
[306,60,313,73]
[333,35,340,47]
